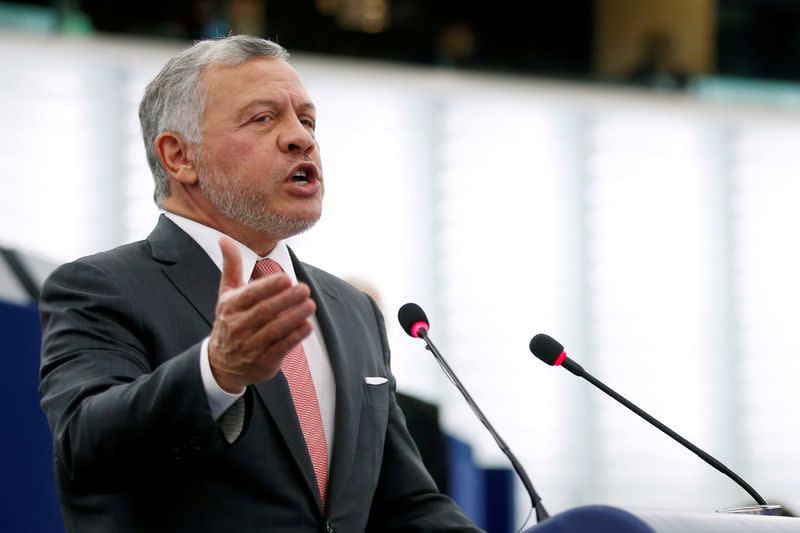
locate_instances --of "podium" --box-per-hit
[525,505,800,532]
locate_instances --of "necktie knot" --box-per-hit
[252,258,283,280]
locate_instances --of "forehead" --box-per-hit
[202,57,313,112]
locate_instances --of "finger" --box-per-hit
[273,321,315,355]
[218,237,243,294]
[262,319,315,362]
[221,283,311,336]
[238,284,311,323]
[250,297,316,349]
[227,274,296,312]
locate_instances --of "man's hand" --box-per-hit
[208,237,316,393]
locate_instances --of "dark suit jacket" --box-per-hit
[39,215,479,532]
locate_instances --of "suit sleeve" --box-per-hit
[39,259,226,488]
[363,297,483,532]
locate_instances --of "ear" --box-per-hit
[154,132,198,185]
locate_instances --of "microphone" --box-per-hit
[528,333,768,507]
[399,303,550,523]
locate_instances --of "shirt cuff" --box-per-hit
[200,337,245,420]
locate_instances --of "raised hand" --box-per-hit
[208,237,316,393]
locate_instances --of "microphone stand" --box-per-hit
[417,328,550,523]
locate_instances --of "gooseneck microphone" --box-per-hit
[529,333,768,507]
[399,303,550,523]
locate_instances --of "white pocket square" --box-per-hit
[364,376,388,385]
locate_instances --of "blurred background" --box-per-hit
[2,0,800,531]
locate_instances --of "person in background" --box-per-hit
[38,34,480,533]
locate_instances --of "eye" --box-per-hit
[251,114,271,124]
[300,116,316,130]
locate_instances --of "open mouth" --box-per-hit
[288,162,319,183]
[291,168,312,184]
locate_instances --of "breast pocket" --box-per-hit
[362,379,390,413]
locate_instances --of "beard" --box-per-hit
[195,153,321,239]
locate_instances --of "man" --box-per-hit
[39,35,479,532]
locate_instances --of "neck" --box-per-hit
[162,185,278,256]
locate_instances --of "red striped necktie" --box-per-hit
[251,258,329,509]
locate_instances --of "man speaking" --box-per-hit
[39,35,479,532]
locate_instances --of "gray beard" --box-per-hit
[196,161,320,239]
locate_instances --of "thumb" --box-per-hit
[218,236,244,294]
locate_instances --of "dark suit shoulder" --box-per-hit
[44,239,165,297]
[60,239,151,273]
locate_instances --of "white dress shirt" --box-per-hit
[163,212,336,458]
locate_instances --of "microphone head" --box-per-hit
[398,303,430,338]
[529,333,566,366]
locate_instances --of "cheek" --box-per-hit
[210,138,272,173]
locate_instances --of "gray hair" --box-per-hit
[139,35,288,206]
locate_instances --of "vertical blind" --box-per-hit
[436,95,576,512]
[584,112,721,508]
[732,125,800,510]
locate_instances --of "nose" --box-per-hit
[278,113,316,155]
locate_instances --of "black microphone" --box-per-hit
[529,333,768,507]
[399,303,550,523]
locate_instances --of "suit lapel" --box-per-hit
[291,251,360,513]
[148,215,219,327]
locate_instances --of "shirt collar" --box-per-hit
[163,211,297,285]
